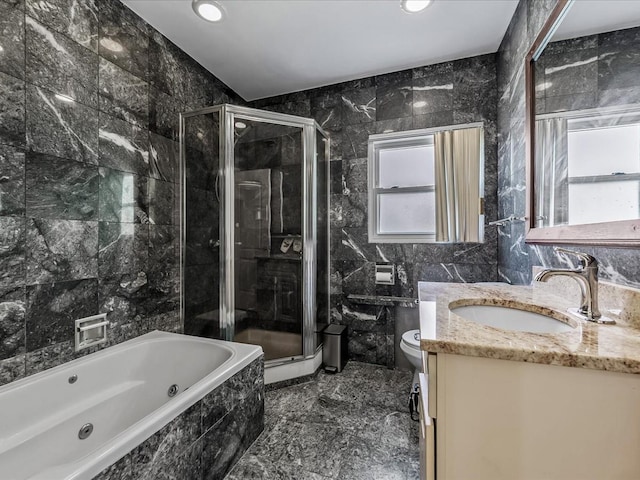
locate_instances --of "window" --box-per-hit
[567,121,640,225]
[368,133,436,242]
[368,126,484,243]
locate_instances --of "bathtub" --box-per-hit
[0,331,264,480]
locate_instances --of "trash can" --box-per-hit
[323,324,348,373]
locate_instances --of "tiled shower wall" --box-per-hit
[251,55,499,365]
[497,0,640,287]
[0,0,242,386]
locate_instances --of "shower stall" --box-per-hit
[180,105,330,381]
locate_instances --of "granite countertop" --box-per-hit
[418,281,640,374]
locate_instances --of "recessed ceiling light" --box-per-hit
[400,0,433,13]
[235,122,247,129]
[54,93,75,103]
[193,0,224,22]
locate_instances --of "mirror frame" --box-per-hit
[525,0,640,247]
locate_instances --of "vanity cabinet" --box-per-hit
[420,352,640,480]
[418,372,435,480]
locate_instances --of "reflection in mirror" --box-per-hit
[367,124,484,244]
[532,1,640,230]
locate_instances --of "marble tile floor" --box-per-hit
[225,362,419,480]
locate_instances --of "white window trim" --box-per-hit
[367,123,484,244]
[368,134,435,243]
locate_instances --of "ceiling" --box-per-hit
[123,0,519,101]
[553,0,640,41]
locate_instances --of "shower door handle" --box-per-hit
[214,172,220,202]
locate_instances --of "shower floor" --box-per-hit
[234,328,302,361]
[225,361,419,479]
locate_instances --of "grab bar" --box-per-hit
[77,321,109,333]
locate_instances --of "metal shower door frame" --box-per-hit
[180,104,329,365]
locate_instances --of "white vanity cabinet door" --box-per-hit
[418,373,435,480]
[434,353,640,480]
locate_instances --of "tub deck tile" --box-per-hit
[201,357,264,431]
[92,355,264,480]
[201,387,265,480]
[154,440,203,480]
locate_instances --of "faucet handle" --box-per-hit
[554,247,597,268]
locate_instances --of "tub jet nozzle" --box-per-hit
[168,384,179,397]
[78,423,93,440]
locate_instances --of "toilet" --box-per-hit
[400,329,423,416]
[400,329,423,386]
[400,329,422,371]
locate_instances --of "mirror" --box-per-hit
[526,0,640,245]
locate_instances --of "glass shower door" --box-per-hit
[231,117,305,361]
[182,110,222,339]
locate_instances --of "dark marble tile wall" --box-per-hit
[338,296,419,368]
[497,0,640,288]
[251,55,499,366]
[94,356,264,480]
[342,298,395,367]
[0,0,243,386]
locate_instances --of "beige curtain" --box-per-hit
[434,127,483,242]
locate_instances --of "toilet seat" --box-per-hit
[401,329,421,351]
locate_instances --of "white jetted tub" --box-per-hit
[0,331,263,480]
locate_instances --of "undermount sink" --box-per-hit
[450,304,575,334]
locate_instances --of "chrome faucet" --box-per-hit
[534,248,614,324]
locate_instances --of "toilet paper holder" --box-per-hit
[375,264,395,285]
